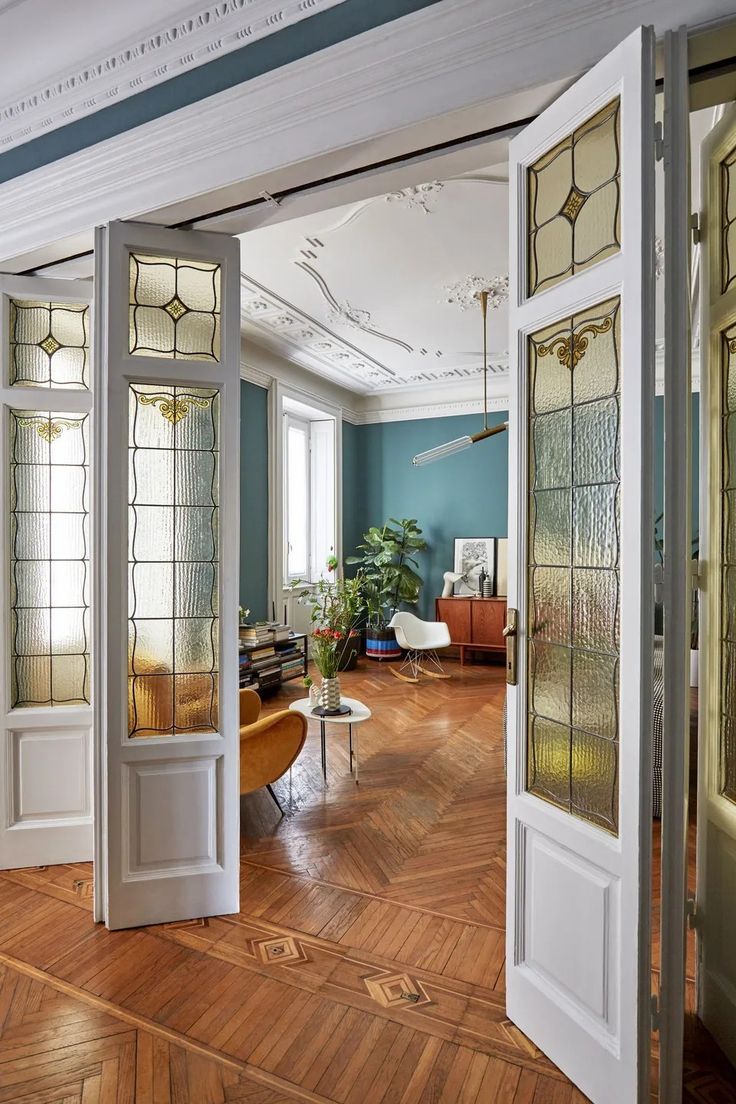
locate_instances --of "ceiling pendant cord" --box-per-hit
[480,288,489,432]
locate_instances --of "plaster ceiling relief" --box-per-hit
[240,170,511,395]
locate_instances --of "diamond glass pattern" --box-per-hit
[9,411,90,706]
[128,383,219,737]
[9,300,89,388]
[527,297,621,833]
[129,253,221,361]
[720,325,736,801]
[528,99,621,298]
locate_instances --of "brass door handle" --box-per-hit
[504,608,518,685]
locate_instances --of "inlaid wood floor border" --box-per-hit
[0,950,339,1104]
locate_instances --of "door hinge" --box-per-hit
[686,896,700,931]
[653,561,664,606]
[651,992,661,1032]
[691,211,701,245]
[654,121,664,162]
[258,189,281,208]
[691,557,703,591]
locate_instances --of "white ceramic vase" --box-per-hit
[319,677,341,712]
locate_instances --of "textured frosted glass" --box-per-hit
[721,149,736,294]
[528,100,620,297]
[720,324,736,800]
[571,730,618,832]
[9,300,89,389]
[9,412,90,706]
[129,253,221,361]
[128,383,219,737]
[527,298,621,833]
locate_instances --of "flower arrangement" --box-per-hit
[301,566,366,678]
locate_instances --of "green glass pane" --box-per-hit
[532,410,571,490]
[530,566,570,644]
[531,489,571,566]
[528,717,571,811]
[572,651,618,741]
[573,399,619,486]
[129,254,221,361]
[573,484,619,568]
[572,568,619,653]
[571,730,618,832]
[9,300,89,389]
[530,642,571,725]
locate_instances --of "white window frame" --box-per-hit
[283,412,311,583]
[268,380,341,619]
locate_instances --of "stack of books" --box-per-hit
[237,618,306,694]
[239,622,273,646]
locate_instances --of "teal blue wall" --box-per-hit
[342,420,365,565]
[344,411,509,618]
[239,380,269,621]
[0,0,441,184]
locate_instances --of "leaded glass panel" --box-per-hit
[527,297,621,833]
[128,383,219,737]
[528,99,621,298]
[720,324,736,801]
[9,300,89,388]
[9,411,90,706]
[721,147,736,295]
[129,254,221,361]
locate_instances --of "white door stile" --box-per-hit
[97,221,241,930]
[0,273,95,869]
[506,27,656,1104]
[658,25,691,1104]
[92,226,108,923]
[696,103,736,1068]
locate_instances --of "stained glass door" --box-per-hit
[506,27,657,1103]
[696,101,736,1069]
[0,274,94,868]
[96,222,240,930]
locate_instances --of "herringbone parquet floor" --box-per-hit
[0,659,733,1102]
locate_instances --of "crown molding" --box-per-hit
[3,0,731,270]
[0,0,347,152]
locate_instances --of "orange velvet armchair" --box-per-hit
[239,688,307,815]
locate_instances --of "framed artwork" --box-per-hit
[495,538,508,596]
[453,538,495,595]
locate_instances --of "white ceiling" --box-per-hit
[240,168,511,395]
[240,105,721,397]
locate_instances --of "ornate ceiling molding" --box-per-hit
[443,274,509,311]
[0,0,346,151]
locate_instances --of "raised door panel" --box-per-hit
[436,599,470,643]
[470,600,506,647]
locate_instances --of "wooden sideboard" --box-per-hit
[435,596,507,665]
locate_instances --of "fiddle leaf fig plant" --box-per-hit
[346,518,428,626]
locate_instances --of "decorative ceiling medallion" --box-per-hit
[138,392,212,424]
[538,317,613,370]
[327,301,372,332]
[443,275,509,312]
[384,181,444,214]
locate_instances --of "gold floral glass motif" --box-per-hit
[128,254,221,361]
[9,411,90,706]
[721,147,736,295]
[720,324,736,801]
[527,297,621,833]
[528,100,621,298]
[9,300,89,388]
[128,383,220,737]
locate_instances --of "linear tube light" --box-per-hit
[412,421,508,466]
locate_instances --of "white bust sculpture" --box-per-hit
[441,570,463,598]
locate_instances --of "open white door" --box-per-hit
[96,221,240,929]
[506,27,656,1103]
[0,275,94,869]
[696,101,736,1069]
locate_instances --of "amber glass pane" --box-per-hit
[9,411,90,706]
[721,148,736,295]
[720,325,736,801]
[528,99,621,298]
[527,297,620,834]
[129,254,221,361]
[128,383,219,737]
[9,300,89,388]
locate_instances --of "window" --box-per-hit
[282,399,336,584]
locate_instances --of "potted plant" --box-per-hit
[301,570,366,707]
[347,518,427,660]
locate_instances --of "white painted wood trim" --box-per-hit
[658,26,691,1104]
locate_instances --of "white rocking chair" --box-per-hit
[388,612,452,683]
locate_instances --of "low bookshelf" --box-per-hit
[239,623,308,696]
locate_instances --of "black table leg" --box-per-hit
[349,724,353,772]
[320,721,327,783]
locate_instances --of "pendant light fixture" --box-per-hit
[412,289,508,467]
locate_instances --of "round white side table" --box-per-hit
[289,696,371,784]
